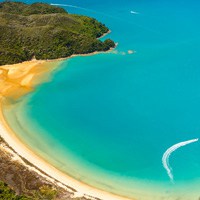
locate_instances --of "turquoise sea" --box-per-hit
[5,0,200,199]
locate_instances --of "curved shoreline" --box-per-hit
[1,57,199,200]
[0,59,133,200]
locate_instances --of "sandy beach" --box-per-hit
[0,59,132,200]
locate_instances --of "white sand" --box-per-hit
[0,60,132,200]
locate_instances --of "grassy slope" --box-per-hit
[0,2,115,65]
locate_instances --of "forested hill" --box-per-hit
[0,2,115,65]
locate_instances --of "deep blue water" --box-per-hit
[6,0,200,199]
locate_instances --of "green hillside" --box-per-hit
[0,2,115,65]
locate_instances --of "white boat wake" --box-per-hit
[50,3,115,19]
[162,138,198,182]
[51,3,87,10]
[130,11,139,15]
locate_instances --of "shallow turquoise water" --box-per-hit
[6,0,200,199]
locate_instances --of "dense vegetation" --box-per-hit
[0,180,90,200]
[0,2,115,65]
[0,181,29,200]
[0,181,60,200]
